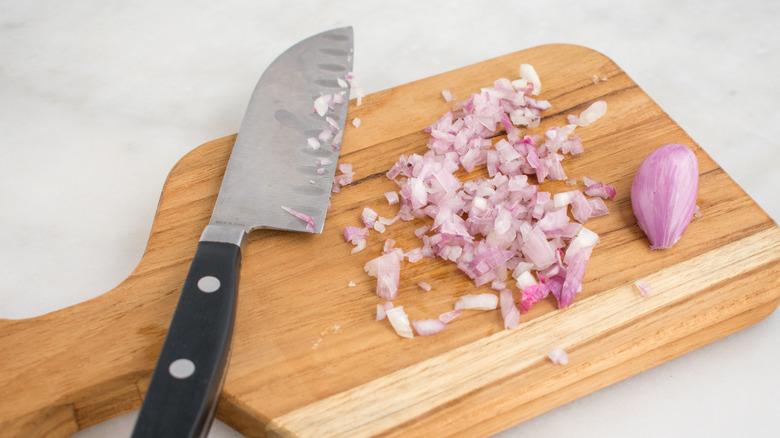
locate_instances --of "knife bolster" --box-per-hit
[200,224,247,252]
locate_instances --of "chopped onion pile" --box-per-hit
[345,64,616,338]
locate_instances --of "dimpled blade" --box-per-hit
[209,27,353,234]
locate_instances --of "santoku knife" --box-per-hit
[131,26,354,438]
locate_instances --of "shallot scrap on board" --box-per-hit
[635,280,652,298]
[547,347,569,365]
[342,64,624,339]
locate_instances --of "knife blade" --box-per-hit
[131,26,353,438]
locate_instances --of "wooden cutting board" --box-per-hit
[2,44,780,438]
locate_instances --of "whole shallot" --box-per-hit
[630,143,699,250]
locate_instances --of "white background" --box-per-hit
[2,1,778,437]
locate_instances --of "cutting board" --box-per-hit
[2,44,780,438]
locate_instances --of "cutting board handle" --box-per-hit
[0,136,236,437]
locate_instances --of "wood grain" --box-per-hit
[1,44,779,437]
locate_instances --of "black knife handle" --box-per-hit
[132,240,241,438]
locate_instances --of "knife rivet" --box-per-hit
[197,276,221,293]
[169,358,196,379]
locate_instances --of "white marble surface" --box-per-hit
[2,0,778,436]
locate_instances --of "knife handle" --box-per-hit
[131,240,241,438]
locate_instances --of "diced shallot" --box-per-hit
[343,226,369,253]
[386,306,413,338]
[348,63,614,336]
[412,319,447,336]
[334,163,355,188]
[405,248,424,263]
[635,280,652,298]
[313,95,330,116]
[518,283,550,313]
[500,289,520,329]
[583,176,616,200]
[455,293,499,310]
[518,64,541,95]
[376,303,387,321]
[515,270,538,290]
[438,309,463,324]
[364,251,401,300]
[385,191,399,205]
[567,101,607,127]
[307,137,321,150]
[361,207,379,229]
[547,347,569,365]
[382,238,397,253]
[281,206,315,232]
[376,301,394,321]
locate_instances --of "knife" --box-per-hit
[131,26,354,438]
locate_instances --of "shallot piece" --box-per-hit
[376,301,394,321]
[386,306,414,338]
[361,207,379,229]
[547,347,569,365]
[313,95,330,116]
[405,248,423,263]
[631,144,699,250]
[281,206,315,232]
[438,309,462,324]
[635,280,652,298]
[307,137,321,150]
[343,225,368,253]
[455,293,499,310]
[417,281,432,292]
[518,283,550,313]
[567,101,607,127]
[518,64,541,95]
[333,163,355,190]
[385,191,399,205]
[499,289,520,330]
[412,319,447,336]
[364,251,402,300]
[583,176,616,200]
[376,304,387,321]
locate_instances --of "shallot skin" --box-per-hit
[630,143,699,250]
